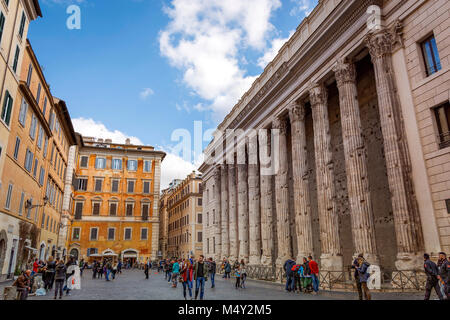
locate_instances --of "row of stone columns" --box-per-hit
[208,25,423,270]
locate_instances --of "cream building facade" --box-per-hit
[199,0,449,273]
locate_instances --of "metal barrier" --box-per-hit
[219,265,427,292]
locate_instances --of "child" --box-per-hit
[235,266,241,289]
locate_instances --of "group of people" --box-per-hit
[161,255,216,300]
[220,259,247,289]
[14,256,80,300]
[91,259,122,281]
[284,256,320,295]
[423,252,448,300]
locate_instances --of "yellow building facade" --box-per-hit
[166,172,203,259]
[67,137,165,263]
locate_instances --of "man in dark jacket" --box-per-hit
[194,255,208,300]
[283,258,296,292]
[424,253,444,300]
[352,254,364,300]
[437,252,449,299]
[207,258,216,288]
[54,260,67,299]
[356,257,371,300]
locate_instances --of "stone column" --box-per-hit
[309,83,343,271]
[259,129,275,266]
[237,140,249,262]
[333,60,379,265]
[248,133,261,266]
[273,116,293,267]
[228,163,239,262]
[220,164,230,259]
[288,102,314,262]
[365,23,424,270]
[213,166,222,261]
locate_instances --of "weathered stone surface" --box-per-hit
[213,166,222,261]
[220,164,229,259]
[227,164,239,262]
[237,141,249,262]
[248,133,261,265]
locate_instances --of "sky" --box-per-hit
[30,0,318,188]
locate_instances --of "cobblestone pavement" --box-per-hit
[1,270,425,300]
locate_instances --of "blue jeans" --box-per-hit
[183,280,193,298]
[106,269,110,281]
[285,275,294,291]
[168,272,172,282]
[210,273,215,287]
[311,274,319,292]
[195,277,206,299]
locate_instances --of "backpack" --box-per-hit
[291,264,300,272]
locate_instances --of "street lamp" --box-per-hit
[24,196,49,210]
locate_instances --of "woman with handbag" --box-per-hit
[180,259,194,300]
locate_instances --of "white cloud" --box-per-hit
[72,117,144,145]
[158,147,198,190]
[257,30,295,69]
[159,0,282,121]
[140,88,154,100]
[290,0,316,17]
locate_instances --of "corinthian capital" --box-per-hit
[333,60,356,87]
[309,83,328,107]
[288,101,306,123]
[272,116,287,135]
[365,20,403,59]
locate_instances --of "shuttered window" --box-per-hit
[80,156,88,168]
[143,181,150,194]
[1,90,13,126]
[94,179,103,192]
[111,179,119,193]
[92,202,100,215]
[75,202,83,220]
[126,203,133,216]
[109,203,117,216]
[0,12,5,45]
[142,204,149,220]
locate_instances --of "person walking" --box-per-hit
[14,270,31,300]
[180,259,194,300]
[224,260,231,279]
[144,260,150,279]
[234,263,241,289]
[92,260,98,279]
[54,260,67,299]
[356,256,372,300]
[283,257,296,292]
[164,259,170,280]
[437,252,449,299]
[351,254,365,300]
[117,260,122,274]
[240,260,247,289]
[172,259,181,287]
[105,260,112,281]
[292,263,302,293]
[65,257,78,296]
[194,255,208,300]
[208,257,216,288]
[308,256,320,294]
[44,256,56,291]
[423,253,444,300]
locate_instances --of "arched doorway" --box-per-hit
[0,231,7,274]
[69,248,79,261]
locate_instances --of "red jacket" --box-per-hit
[181,264,194,282]
[309,260,319,274]
[33,261,39,273]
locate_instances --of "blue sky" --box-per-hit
[30,0,317,187]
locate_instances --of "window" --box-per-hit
[18,192,25,216]
[434,102,450,149]
[95,157,106,169]
[126,203,134,216]
[127,180,135,193]
[29,114,37,139]
[77,178,87,191]
[142,203,149,220]
[24,149,33,172]
[39,167,45,186]
[143,181,150,194]
[107,228,115,240]
[94,179,103,192]
[141,228,148,240]
[18,12,26,38]
[37,126,43,149]
[72,228,81,240]
[90,228,98,241]
[41,213,45,228]
[143,160,152,172]
[422,35,442,77]
[12,46,20,73]
[198,198,202,206]
[112,158,122,170]
[49,111,54,130]
[127,159,137,171]
[197,231,202,243]
[197,213,202,224]
[1,90,13,126]
[92,202,100,215]
[109,202,117,216]
[124,228,132,240]
[0,12,5,45]
[43,97,47,117]
[13,137,20,160]
[18,98,28,126]
[74,202,83,220]
[33,159,38,177]
[26,64,33,87]
[26,197,32,219]
[87,248,98,256]
[80,156,88,168]
[43,136,48,157]
[5,183,13,209]
[111,179,119,193]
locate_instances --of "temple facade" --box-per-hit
[199,0,449,272]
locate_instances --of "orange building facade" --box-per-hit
[67,137,165,264]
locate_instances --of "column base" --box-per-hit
[320,253,344,271]
[395,252,423,271]
[260,255,273,267]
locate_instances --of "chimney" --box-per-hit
[125,138,131,145]
[105,139,112,144]
[97,138,104,143]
